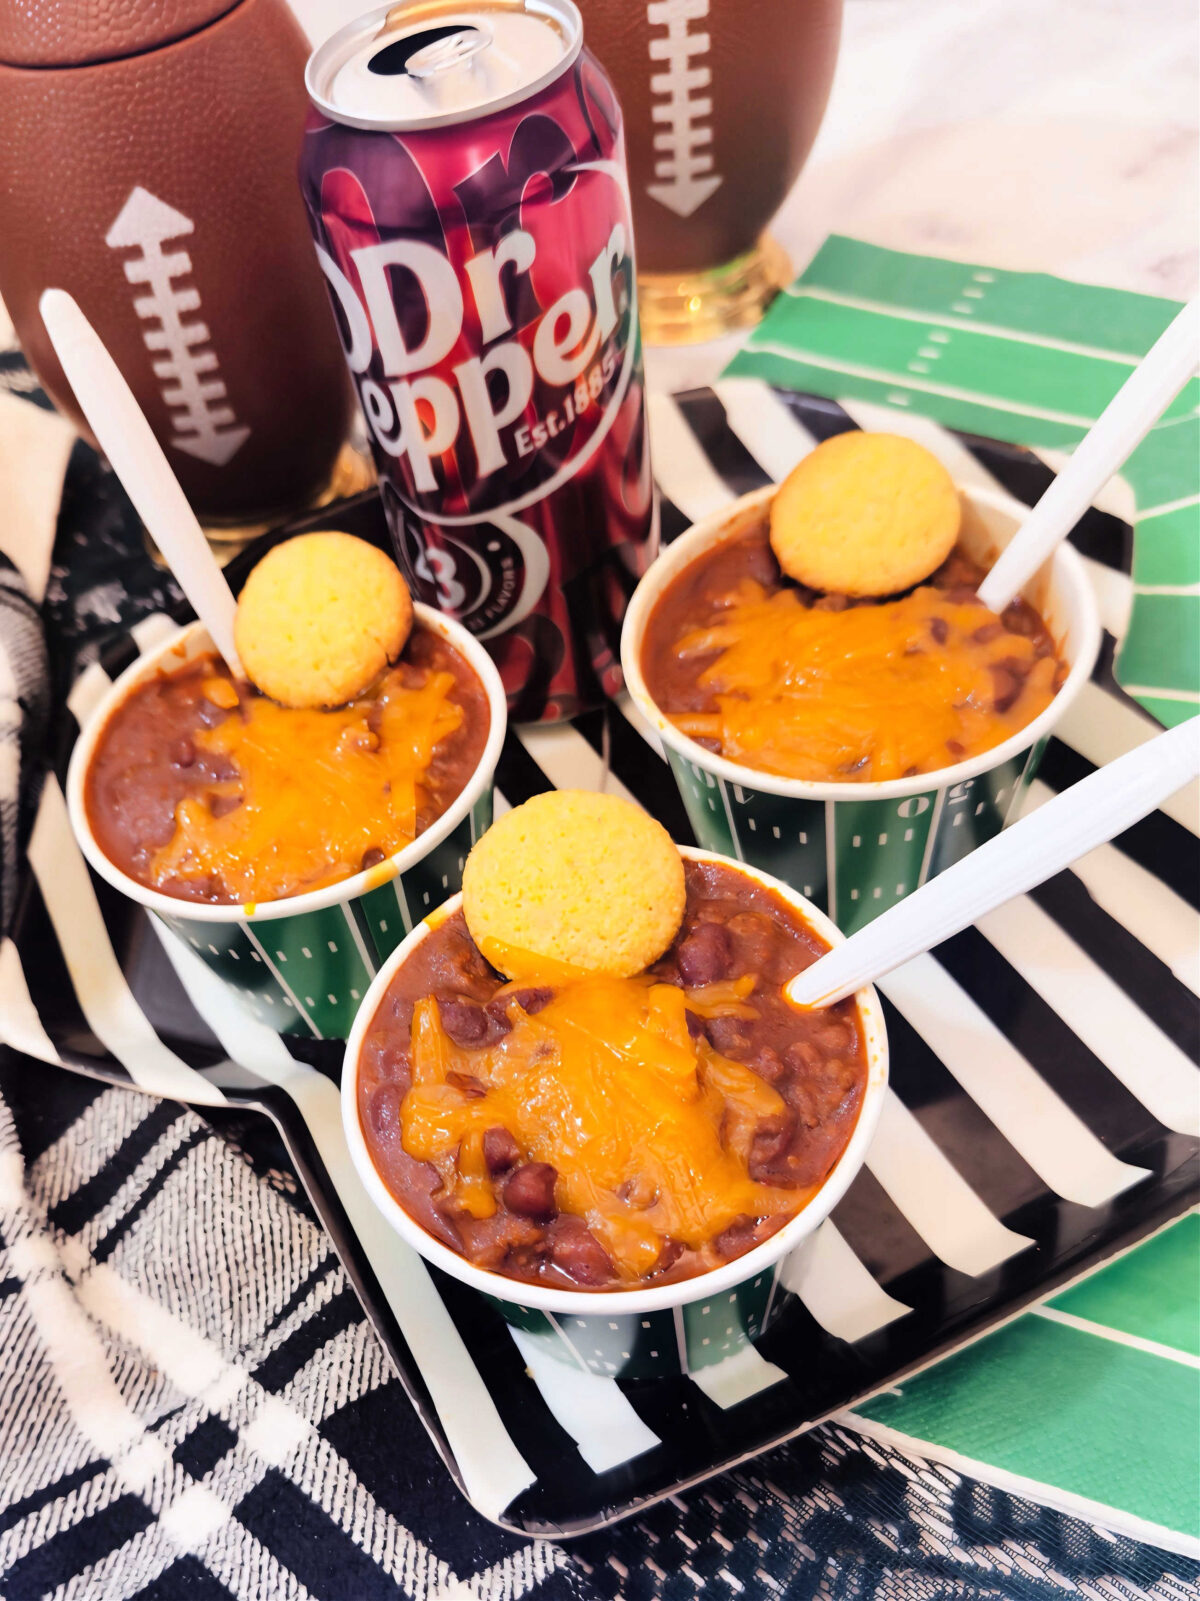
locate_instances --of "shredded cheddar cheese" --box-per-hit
[666,579,1060,783]
[149,666,463,903]
[400,972,817,1281]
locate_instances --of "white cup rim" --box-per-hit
[65,603,508,924]
[341,845,890,1317]
[620,482,1102,801]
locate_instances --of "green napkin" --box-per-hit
[850,1214,1200,1555]
[725,236,1199,727]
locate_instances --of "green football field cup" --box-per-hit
[621,484,1101,934]
[67,607,507,1041]
[342,849,889,1379]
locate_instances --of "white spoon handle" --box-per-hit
[787,719,1200,1010]
[39,288,242,674]
[977,297,1200,614]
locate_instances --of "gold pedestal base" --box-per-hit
[189,441,378,567]
[637,235,791,346]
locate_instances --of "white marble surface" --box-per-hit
[781,0,1198,299]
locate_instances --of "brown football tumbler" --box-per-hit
[0,0,353,522]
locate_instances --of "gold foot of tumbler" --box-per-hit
[636,236,792,346]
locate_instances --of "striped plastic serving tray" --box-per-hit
[8,390,1197,1537]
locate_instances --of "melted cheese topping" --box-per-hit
[150,666,464,903]
[400,971,816,1281]
[667,579,1060,783]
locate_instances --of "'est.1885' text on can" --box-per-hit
[299,0,656,721]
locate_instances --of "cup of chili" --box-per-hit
[66,605,507,1041]
[621,482,1101,935]
[342,847,889,1379]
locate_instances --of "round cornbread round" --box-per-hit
[462,791,686,979]
[768,432,962,597]
[234,532,414,708]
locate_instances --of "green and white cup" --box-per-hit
[66,606,507,1042]
[621,485,1101,935]
[342,848,889,1380]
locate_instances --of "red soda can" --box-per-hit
[299,0,656,722]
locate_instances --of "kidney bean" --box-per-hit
[652,1238,685,1275]
[445,1071,487,1100]
[208,792,243,818]
[809,1017,851,1051]
[482,998,514,1038]
[685,1008,706,1040]
[617,1173,658,1209]
[753,1045,785,1083]
[468,1216,547,1273]
[929,616,949,645]
[743,540,783,586]
[482,1126,520,1174]
[170,737,196,768]
[814,592,850,612]
[438,998,489,1047]
[751,1109,796,1168]
[989,663,1022,714]
[1002,604,1040,637]
[369,1040,409,1078]
[705,1015,749,1055]
[727,911,774,969]
[546,1217,614,1286]
[206,753,239,783]
[194,697,229,729]
[503,1163,558,1221]
[712,1215,760,1259]
[677,922,732,986]
[934,551,977,588]
[360,846,387,870]
[507,986,552,1016]
[973,620,1004,644]
[367,1085,402,1139]
[784,1039,822,1074]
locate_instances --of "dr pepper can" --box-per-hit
[299,0,656,721]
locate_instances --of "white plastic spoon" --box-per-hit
[39,288,242,674]
[787,718,1200,1010]
[977,296,1200,614]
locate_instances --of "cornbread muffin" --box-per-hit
[462,790,686,978]
[769,432,961,597]
[234,531,414,708]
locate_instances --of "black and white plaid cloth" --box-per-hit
[1,354,1198,1600]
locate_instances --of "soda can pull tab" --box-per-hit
[406,24,494,78]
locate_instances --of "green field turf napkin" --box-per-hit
[848,1213,1200,1555]
[725,237,1199,726]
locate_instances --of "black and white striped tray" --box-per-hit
[7,387,1197,1536]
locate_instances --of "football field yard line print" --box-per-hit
[106,186,250,468]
